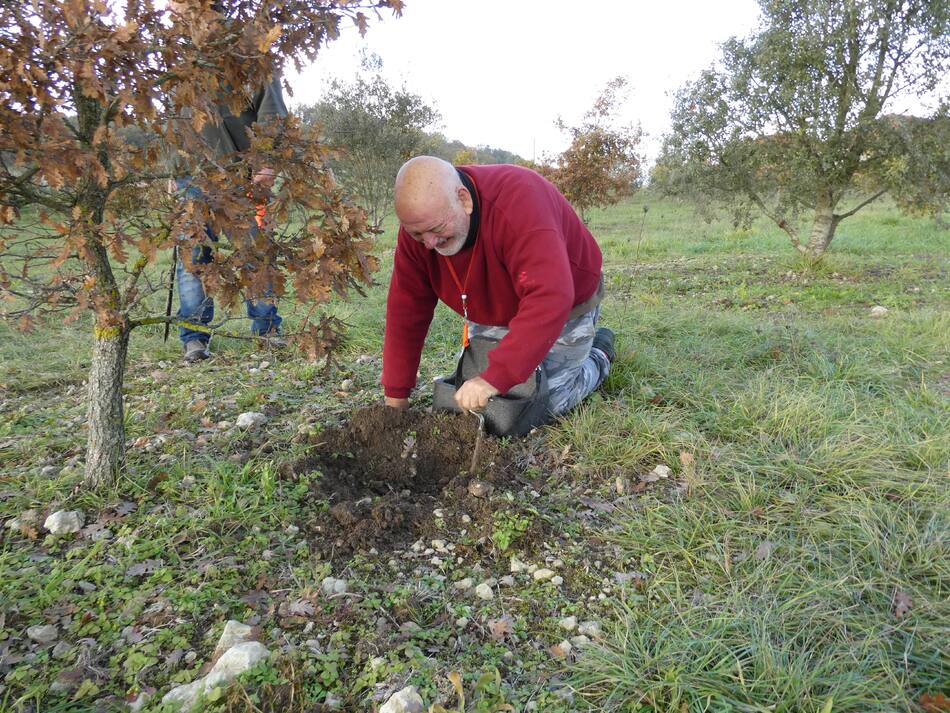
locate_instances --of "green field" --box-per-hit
[1,194,948,712]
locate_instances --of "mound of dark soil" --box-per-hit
[288,404,517,557]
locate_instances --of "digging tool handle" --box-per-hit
[469,410,486,474]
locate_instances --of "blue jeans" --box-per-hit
[468,305,610,415]
[175,180,281,345]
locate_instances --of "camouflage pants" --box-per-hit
[469,305,610,415]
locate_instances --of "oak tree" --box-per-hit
[0,0,401,487]
[656,0,950,259]
[544,77,642,222]
[297,53,440,227]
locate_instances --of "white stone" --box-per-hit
[321,577,348,596]
[461,514,471,524]
[340,379,354,392]
[51,641,73,659]
[453,578,474,590]
[499,575,516,587]
[380,686,425,713]
[455,617,469,628]
[578,620,602,638]
[468,480,493,498]
[128,691,152,711]
[236,412,267,429]
[27,624,58,643]
[44,510,83,535]
[39,465,60,478]
[551,575,564,586]
[570,635,591,647]
[430,556,443,566]
[870,305,888,317]
[510,556,528,573]
[208,641,269,681]
[212,620,253,660]
[431,539,447,552]
[533,568,555,581]
[161,680,204,711]
[558,616,577,631]
[475,582,494,600]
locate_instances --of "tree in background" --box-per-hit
[298,53,440,227]
[882,107,950,228]
[544,77,643,222]
[656,0,950,260]
[0,0,400,487]
[452,148,479,165]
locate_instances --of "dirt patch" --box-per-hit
[287,404,521,558]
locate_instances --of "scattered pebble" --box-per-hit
[475,582,494,600]
[870,305,888,317]
[321,577,348,596]
[559,616,577,631]
[578,621,602,638]
[510,556,528,573]
[454,578,474,590]
[551,575,564,586]
[499,575,515,587]
[468,480,494,498]
[570,634,591,647]
[44,510,83,535]
[51,641,73,659]
[340,379,354,392]
[27,624,58,643]
[380,686,425,713]
[236,412,267,429]
[533,568,555,581]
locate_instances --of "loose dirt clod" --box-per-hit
[289,405,516,557]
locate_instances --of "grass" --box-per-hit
[1,192,948,712]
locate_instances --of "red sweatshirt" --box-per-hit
[382,164,602,398]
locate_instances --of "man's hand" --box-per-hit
[385,396,410,410]
[454,377,499,412]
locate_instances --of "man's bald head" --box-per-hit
[394,156,473,256]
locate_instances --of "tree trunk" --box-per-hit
[83,326,130,488]
[802,195,841,260]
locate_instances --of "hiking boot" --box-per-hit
[592,327,616,363]
[183,340,211,363]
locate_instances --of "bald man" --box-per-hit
[382,156,615,416]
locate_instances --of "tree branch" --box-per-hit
[835,189,887,220]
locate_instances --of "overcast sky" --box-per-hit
[285,0,762,163]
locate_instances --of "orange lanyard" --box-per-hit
[443,248,477,348]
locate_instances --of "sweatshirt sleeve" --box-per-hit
[479,227,575,393]
[382,233,439,398]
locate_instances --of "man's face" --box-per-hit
[400,189,472,256]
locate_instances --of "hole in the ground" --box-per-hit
[289,404,515,558]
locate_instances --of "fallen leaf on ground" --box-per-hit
[754,541,774,561]
[920,692,950,712]
[487,616,514,642]
[892,589,912,618]
[126,559,163,577]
